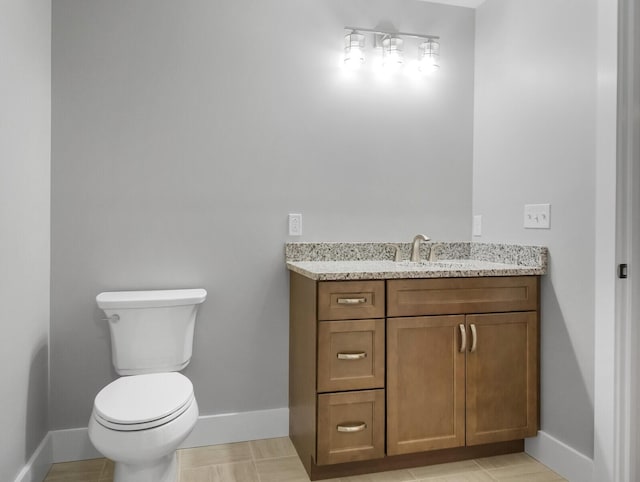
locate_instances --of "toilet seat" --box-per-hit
[94,372,194,432]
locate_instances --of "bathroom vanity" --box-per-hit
[286,242,547,480]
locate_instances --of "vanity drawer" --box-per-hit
[318,281,385,321]
[316,390,385,465]
[317,319,385,393]
[387,277,538,316]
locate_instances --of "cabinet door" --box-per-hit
[387,315,466,455]
[466,312,538,445]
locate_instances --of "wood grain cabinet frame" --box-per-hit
[289,274,387,475]
[289,271,540,480]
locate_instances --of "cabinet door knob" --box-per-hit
[337,422,367,433]
[459,324,467,352]
[337,352,367,360]
[337,297,367,305]
[470,323,477,353]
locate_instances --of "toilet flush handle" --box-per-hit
[101,314,120,323]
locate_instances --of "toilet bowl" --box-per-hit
[88,372,198,482]
[89,289,206,482]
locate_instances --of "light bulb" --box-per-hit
[419,39,440,73]
[344,31,365,69]
[382,37,404,72]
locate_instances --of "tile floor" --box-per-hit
[43,437,567,482]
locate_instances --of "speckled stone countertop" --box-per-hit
[285,242,548,281]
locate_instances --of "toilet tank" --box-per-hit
[96,289,207,375]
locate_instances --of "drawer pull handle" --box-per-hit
[337,297,367,305]
[470,323,477,352]
[459,324,467,353]
[337,422,367,433]
[337,352,367,360]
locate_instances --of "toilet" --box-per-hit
[88,288,207,482]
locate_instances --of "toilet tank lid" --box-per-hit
[96,288,207,309]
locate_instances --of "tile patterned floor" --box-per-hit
[43,437,568,482]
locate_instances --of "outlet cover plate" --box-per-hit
[288,213,302,236]
[473,215,482,236]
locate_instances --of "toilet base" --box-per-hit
[113,452,178,482]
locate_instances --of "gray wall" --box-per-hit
[51,0,475,429]
[473,0,596,457]
[0,0,51,479]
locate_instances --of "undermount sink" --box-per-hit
[395,259,471,268]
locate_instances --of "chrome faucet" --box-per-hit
[410,234,431,262]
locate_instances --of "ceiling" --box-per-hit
[419,0,486,8]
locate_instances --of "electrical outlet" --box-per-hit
[473,215,482,237]
[524,204,551,229]
[288,213,302,236]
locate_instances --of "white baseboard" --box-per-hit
[49,407,289,464]
[13,433,52,482]
[25,414,592,482]
[181,407,289,448]
[526,431,594,482]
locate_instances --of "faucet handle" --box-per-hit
[393,245,403,262]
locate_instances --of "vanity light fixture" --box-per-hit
[343,26,440,74]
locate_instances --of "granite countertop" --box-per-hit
[285,242,548,281]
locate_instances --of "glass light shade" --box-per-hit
[419,39,440,73]
[382,37,404,72]
[344,31,365,68]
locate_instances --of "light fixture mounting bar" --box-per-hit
[344,26,439,41]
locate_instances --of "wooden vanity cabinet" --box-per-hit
[289,272,540,480]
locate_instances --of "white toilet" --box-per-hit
[89,288,207,482]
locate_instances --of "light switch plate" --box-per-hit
[524,204,551,229]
